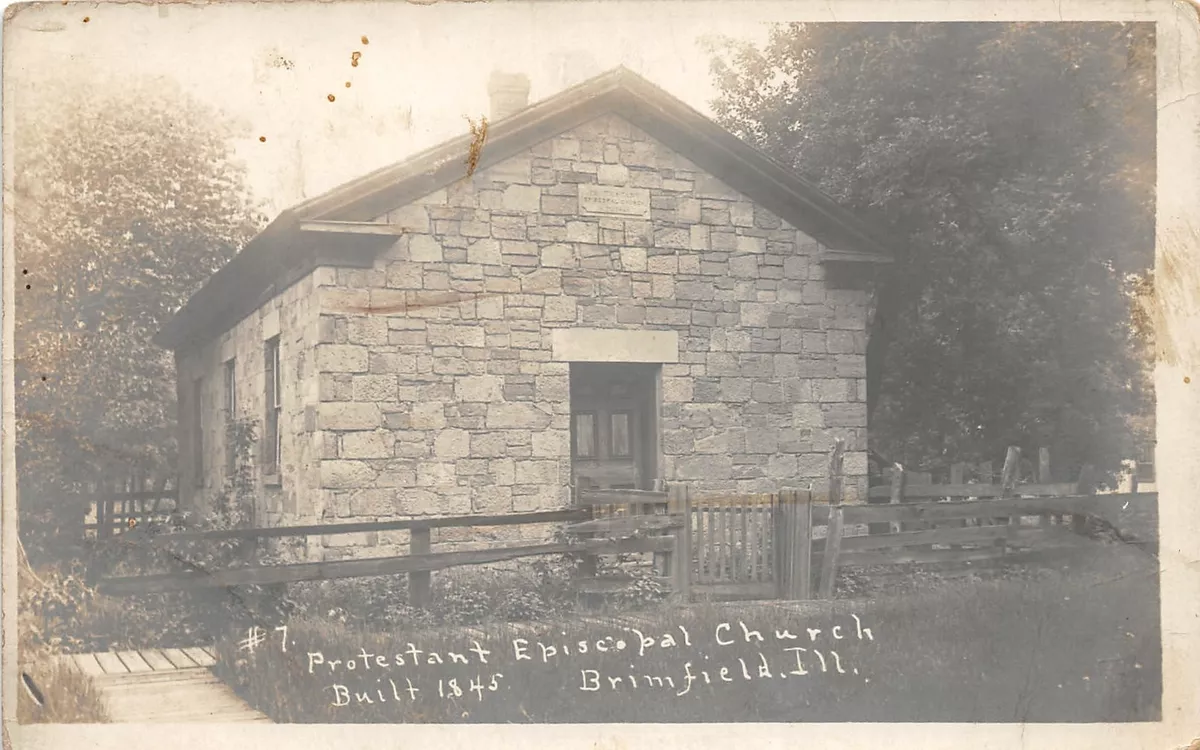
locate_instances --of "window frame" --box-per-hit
[609,411,633,458]
[263,337,282,481]
[191,377,205,487]
[223,358,237,476]
[571,411,599,459]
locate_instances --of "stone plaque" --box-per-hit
[578,184,651,217]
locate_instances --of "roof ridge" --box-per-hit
[155,65,894,350]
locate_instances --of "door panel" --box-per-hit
[570,364,657,492]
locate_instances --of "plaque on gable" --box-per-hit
[578,185,651,218]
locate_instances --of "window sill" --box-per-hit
[263,474,282,488]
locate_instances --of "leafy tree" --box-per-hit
[706,22,1155,482]
[13,73,265,554]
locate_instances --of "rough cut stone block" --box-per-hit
[486,402,553,429]
[417,462,457,487]
[730,202,755,227]
[740,302,771,327]
[729,255,759,278]
[542,296,577,322]
[531,429,570,457]
[816,379,850,403]
[566,221,599,243]
[467,238,503,266]
[540,243,575,268]
[619,247,648,272]
[433,429,471,458]
[597,164,629,186]
[824,403,866,427]
[410,401,447,429]
[489,457,516,485]
[342,430,393,459]
[321,460,377,489]
[737,236,766,254]
[654,227,689,249]
[512,485,566,512]
[675,454,733,481]
[455,375,504,402]
[502,184,541,212]
[320,288,370,314]
[347,489,399,516]
[347,317,389,346]
[515,459,559,485]
[473,487,514,514]
[552,138,581,160]
[318,402,382,430]
[409,235,444,262]
[352,374,398,402]
[317,344,368,373]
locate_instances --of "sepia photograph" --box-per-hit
[3,1,1198,746]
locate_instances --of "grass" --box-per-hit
[16,659,110,724]
[16,545,109,723]
[211,539,1160,723]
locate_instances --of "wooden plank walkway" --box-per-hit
[55,646,271,723]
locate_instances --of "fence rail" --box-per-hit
[92,445,1155,604]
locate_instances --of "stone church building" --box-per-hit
[155,67,892,561]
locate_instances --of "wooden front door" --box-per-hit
[570,364,658,492]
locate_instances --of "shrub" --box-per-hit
[16,543,109,723]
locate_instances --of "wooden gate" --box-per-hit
[690,493,778,600]
[686,489,817,601]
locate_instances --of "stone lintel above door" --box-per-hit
[550,328,679,363]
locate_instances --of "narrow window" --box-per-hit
[610,412,632,458]
[264,337,281,477]
[223,358,237,475]
[573,412,597,458]
[192,378,204,487]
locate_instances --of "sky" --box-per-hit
[6,1,773,217]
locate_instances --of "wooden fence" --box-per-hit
[80,481,179,539]
[94,444,1154,603]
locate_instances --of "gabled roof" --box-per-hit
[155,66,892,351]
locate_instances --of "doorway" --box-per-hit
[569,363,661,492]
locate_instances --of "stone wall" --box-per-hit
[177,269,324,535]
[308,113,872,561]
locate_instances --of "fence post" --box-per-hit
[888,463,906,534]
[817,504,843,599]
[409,526,432,607]
[779,489,813,600]
[1039,447,1061,525]
[95,491,109,540]
[947,462,967,547]
[817,439,846,599]
[669,484,692,604]
[775,493,790,599]
[979,461,994,484]
[999,444,1021,517]
[1071,464,1097,535]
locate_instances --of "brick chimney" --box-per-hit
[487,71,531,121]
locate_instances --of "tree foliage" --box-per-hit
[14,74,265,545]
[706,22,1156,480]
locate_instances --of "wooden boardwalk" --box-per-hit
[56,646,271,723]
